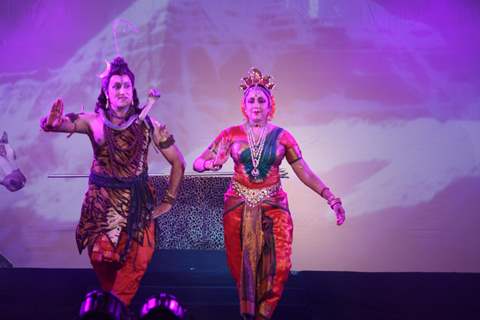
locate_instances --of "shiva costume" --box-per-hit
[76,115,172,306]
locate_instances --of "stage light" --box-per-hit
[79,290,127,320]
[140,293,186,320]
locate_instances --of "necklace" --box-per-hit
[109,110,128,120]
[245,123,267,178]
[100,109,138,131]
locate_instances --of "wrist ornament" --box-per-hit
[327,196,342,210]
[203,159,212,171]
[162,190,176,205]
[158,135,175,149]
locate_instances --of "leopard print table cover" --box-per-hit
[151,175,231,250]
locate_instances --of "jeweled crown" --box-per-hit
[240,68,275,91]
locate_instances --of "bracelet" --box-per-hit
[326,194,336,202]
[158,134,175,149]
[203,159,210,171]
[327,197,342,210]
[162,190,176,205]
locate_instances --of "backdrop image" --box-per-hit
[0,0,479,272]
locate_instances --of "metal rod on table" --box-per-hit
[48,169,289,179]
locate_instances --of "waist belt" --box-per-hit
[89,170,154,261]
[231,180,281,207]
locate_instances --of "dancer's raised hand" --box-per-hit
[41,98,64,130]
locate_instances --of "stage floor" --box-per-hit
[1,250,479,319]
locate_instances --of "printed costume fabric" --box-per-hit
[210,125,302,319]
[76,120,158,306]
[89,222,155,306]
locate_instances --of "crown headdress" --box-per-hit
[240,68,275,91]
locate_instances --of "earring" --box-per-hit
[106,96,110,109]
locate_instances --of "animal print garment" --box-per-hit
[76,121,157,255]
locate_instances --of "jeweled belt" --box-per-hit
[231,180,281,207]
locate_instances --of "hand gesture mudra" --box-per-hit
[147,88,161,104]
[139,88,161,121]
[42,98,64,130]
[205,137,230,171]
[215,137,231,165]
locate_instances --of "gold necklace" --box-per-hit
[245,123,267,178]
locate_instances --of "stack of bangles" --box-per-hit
[162,190,176,205]
[320,187,342,210]
[203,159,211,170]
[327,196,342,209]
[203,159,219,171]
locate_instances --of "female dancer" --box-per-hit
[193,68,345,319]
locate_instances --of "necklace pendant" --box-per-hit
[251,168,260,177]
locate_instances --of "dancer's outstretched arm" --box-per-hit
[291,158,346,226]
[40,98,91,134]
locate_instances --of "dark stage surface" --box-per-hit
[0,250,479,320]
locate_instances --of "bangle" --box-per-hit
[327,197,342,210]
[158,134,175,149]
[203,159,210,171]
[162,190,176,205]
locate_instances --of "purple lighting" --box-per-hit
[140,293,186,320]
[79,290,127,320]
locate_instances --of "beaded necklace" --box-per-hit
[245,123,267,178]
[102,109,138,131]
